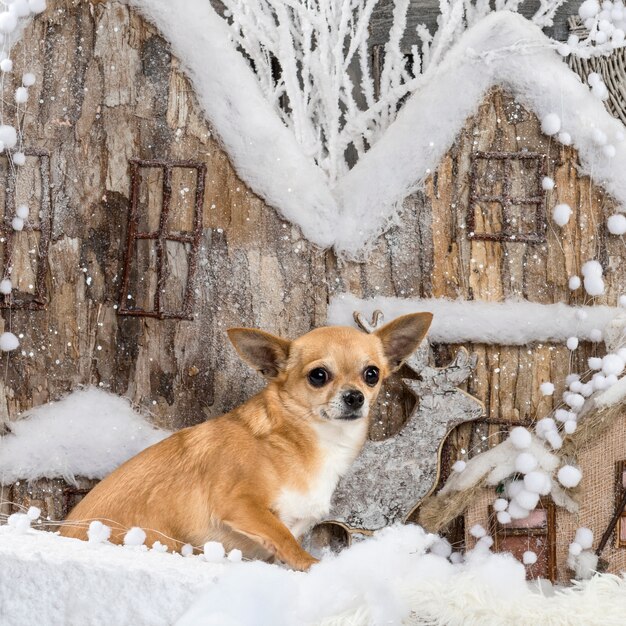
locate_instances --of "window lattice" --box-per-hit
[468,151,548,243]
[119,158,206,320]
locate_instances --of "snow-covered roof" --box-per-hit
[122,5,626,257]
[0,388,170,484]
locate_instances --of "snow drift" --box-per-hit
[0,388,170,484]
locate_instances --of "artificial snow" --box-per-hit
[3,525,626,626]
[0,387,170,484]
[327,295,620,345]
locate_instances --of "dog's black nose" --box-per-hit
[342,390,364,409]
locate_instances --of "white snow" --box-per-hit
[0,387,170,484]
[327,295,620,345]
[3,524,626,626]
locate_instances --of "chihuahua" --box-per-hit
[61,313,432,570]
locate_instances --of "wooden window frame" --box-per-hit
[491,497,557,581]
[119,158,206,321]
[616,460,626,549]
[467,151,548,243]
[0,148,52,310]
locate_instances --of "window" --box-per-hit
[617,461,626,548]
[0,149,52,310]
[468,151,547,243]
[492,498,556,580]
[119,158,206,320]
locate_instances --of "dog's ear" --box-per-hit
[227,328,291,379]
[374,313,433,372]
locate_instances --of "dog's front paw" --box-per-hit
[292,553,319,572]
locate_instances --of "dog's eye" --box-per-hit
[363,366,380,386]
[307,368,329,387]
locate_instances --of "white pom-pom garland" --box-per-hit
[514,452,538,474]
[227,548,243,562]
[522,550,537,565]
[540,382,555,396]
[575,527,594,550]
[203,541,226,562]
[493,498,508,512]
[469,524,486,539]
[509,426,532,449]
[123,526,146,546]
[541,113,561,135]
[0,332,19,351]
[552,203,572,226]
[567,337,579,350]
[558,465,583,488]
[0,278,12,294]
[452,460,466,472]
[568,276,581,290]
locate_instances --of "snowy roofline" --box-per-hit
[121,6,626,256]
[327,294,621,345]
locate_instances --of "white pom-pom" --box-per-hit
[567,337,579,351]
[515,452,538,474]
[0,125,17,149]
[540,382,555,396]
[493,498,508,512]
[565,393,585,410]
[123,526,146,546]
[558,131,572,145]
[14,86,27,104]
[523,550,538,565]
[0,58,12,73]
[11,216,24,231]
[606,374,619,387]
[7,513,30,533]
[470,524,486,538]
[569,542,583,556]
[558,465,583,488]
[430,538,452,558]
[542,176,555,190]
[452,460,466,472]
[536,418,557,439]
[509,426,532,449]
[0,279,12,294]
[497,510,512,524]
[508,500,530,520]
[608,214,626,235]
[16,204,28,220]
[602,354,625,376]
[22,72,35,87]
[227,548,243,562]
[592,373,607,390]
[589,357,603,370]
[525,471,552,496]
[26,506,40,520]
[152,541,168,553]
[0,332,19,351]
[541,113,561,135]
[546,430,563,450]
[584,274,605,296]
[28,0,47,13]
[553,203,572,226]
[12,152,25,166]
[478,536,494,549]
[0,12,18,34]
[566,374,581,385]
[506,479,525,499]
[603,144,616,157]
[582,260,603,276]
[87,520,111,544]
[590,328,603,342]
[181,543,194,557]
[10,0,31,17]
[579,0,600,19]
[564,420,577,434]
[569,276,581,290]
[514,489,540,511]
[575,527,594,550]
[557,43,571,56]
[570,380,583,393]
[588,72,602,87]
[203,541,225,562]
[556,408,574,423]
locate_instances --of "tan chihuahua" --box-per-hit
[61,313,432,570]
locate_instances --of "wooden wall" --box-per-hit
[0,0,623,464]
